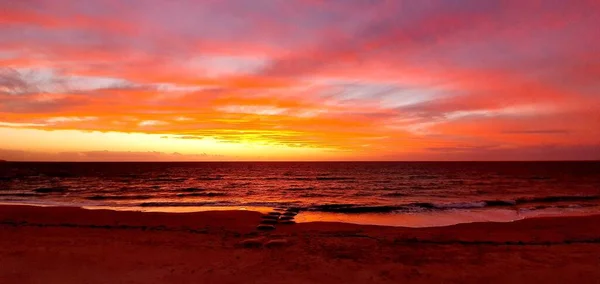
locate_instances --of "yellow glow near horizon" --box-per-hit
[0,127,346,161]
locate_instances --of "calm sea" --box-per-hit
[1,162,599,226]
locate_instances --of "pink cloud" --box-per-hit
[1,0,599,160]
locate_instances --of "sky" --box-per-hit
[1,0,599,161]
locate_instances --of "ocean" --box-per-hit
[1,161,599,226]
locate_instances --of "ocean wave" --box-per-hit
[401,201,489,210]
[34,187,68,193]
[432,201,487,209]
[309,204,400,213]
[86,194,153,201]
[264,177,353,181]
[179,187,205,192]
[175,192,228,197]
[304,196,600,213]
[306,202,483,213]
[240,201,301,208]
[151,178,187,182]
[407,175,438,180]
[263,177,312,181]
[516,195,600,204]
[315,177,355,181]
[529,203,598,210]
[197,176,223,181]
[223,182,251,188]
[287,187,315,191]
[306,201,501,213]
[134,195,600,213]
[0,177,14,182]
[526,176,551,180]
[408,202,437,209]
[0,192,41,197]
[484,200,518,206]
[352,192,376,197]
[139,201,232,207]
[42,171,75,178]
[299,193,328,198]
[381,192,406,197]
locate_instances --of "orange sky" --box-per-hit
[1,0,599,161]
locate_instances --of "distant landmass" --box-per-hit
[0,159,7,162]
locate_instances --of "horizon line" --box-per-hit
[2,160,600,163]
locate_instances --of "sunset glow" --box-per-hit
[2,0,599,161]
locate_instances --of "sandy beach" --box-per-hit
[1,205,599,283]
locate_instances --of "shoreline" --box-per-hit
[3,204,600,240]
[2,200,599,228]
[1,205,600,283]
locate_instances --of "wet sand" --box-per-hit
[1,205,599,283]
